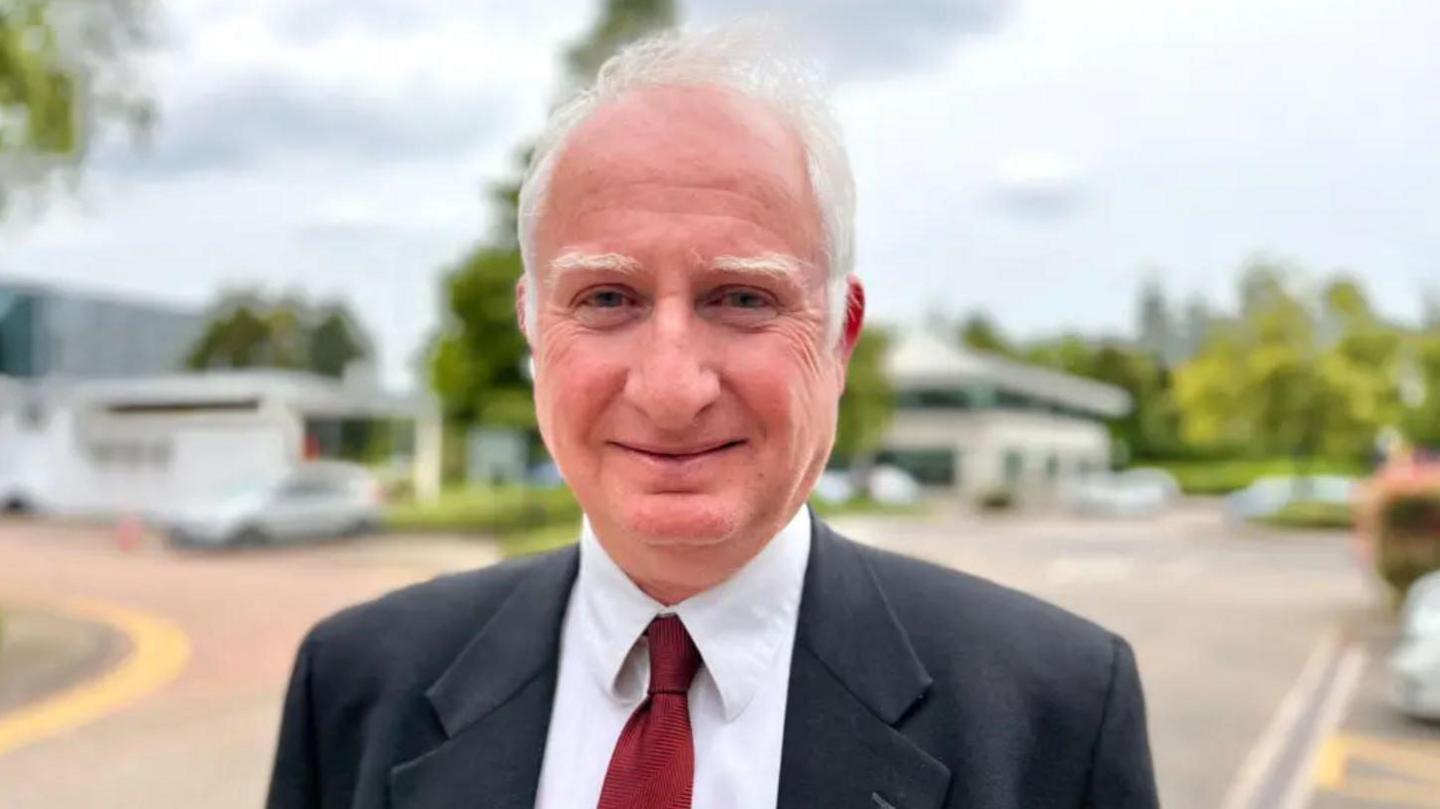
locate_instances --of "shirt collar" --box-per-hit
[574,505,812,722]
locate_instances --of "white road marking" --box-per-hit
[1220,629,1341,809]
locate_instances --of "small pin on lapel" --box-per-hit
[871,792,897,809]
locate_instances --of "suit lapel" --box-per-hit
[389,547,579,809]
[777,517,951,809]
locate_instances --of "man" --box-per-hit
[267,26,1159,809]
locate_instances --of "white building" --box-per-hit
[878,331,1131,499]
[0,371,440,518]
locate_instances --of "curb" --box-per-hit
[0,599,191,756]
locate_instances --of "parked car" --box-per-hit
[1061,468,1180,517]
[1390,570,1440,720]
[869,464,920,506]
[1223,475,1357,522]
[160,461,384,548]
[811,470,855,504]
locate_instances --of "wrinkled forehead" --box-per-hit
[538,85,823,259]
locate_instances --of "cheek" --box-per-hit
[534,329,627,442]
[728,334,840,444]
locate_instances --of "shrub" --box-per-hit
[1154,457,1370,496]
[1358,461,1440,602]
[1258,501,1354,530]
[1375,490,1440,600]
[385,485,581,535]
[978,488,1016,511]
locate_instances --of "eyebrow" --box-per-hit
[709,252,809,281]
[546,250,809,286]
[547,251,642,285]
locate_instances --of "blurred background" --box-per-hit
[2,1,1440,807]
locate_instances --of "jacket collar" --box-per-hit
[397,513,950,809]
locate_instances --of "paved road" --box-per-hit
[1,505,1434,808]
[829,502,1421,809]
[0,520,500,809]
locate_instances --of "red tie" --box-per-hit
[597,615,702,809]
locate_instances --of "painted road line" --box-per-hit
[0,598,190,756]
[1316,733,1440,807]
[1220,629,1341,809]
[1278,644,1367,809]
[1326,776,1440,808]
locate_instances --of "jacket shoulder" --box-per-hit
[853,538,1120,682]
[303,547,575,687]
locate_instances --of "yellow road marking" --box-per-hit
[1331,776,1440,809]
[1316,732,1440,808]
[0,598,191,755]
[1314,736,1347,790]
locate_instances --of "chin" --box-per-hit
[623,494,742,546]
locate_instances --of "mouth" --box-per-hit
[611,440,746,462]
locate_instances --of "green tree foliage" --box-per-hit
[0,0,153,212]
[427,0,676,428]
[185,293,371,379]
[307,309,369,378]
[1400,332,1440,448]
[834,328,894,463]
[1023,335,1180,462]
[429,248,536,428]
[1173,261,1410,461]
[957,312,1015,357]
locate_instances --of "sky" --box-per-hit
[3,0,1438,391]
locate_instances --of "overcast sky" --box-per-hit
[4,0,1437,391]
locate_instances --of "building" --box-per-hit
[878,331,1131,499]
[0,370,440,517]
[0,279,203,379]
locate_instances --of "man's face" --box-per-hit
[523,85,863,600]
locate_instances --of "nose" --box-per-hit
[622,300,720,431]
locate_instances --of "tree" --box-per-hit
[1,0,154,214]
[307,307,369,378]
[957,312,1015,357]
[427,0,676,429]
[1172,262,1406,461]
[833,328,894,470]
[1135,278,1176,366]
[184,303,277,371]
[1401,332,1440,448]
[185,293,373,379]
[1023,335,1180,461]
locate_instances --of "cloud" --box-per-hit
[100,72,510,178]
[987,154,1088,219]
[688,0,1012,78]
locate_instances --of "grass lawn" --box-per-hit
[385,485,581,536]
[388,485,930,559]
[1149,457,1371,495]
[1255,500,1355,530]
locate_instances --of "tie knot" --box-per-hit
[645,615,701,696]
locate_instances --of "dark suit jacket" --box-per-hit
[267,516,1160,809]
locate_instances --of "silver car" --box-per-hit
[1390,570,1440,720]
[162,461,384,548]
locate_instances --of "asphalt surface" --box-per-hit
[0,606,128,715]
[0,504,1434,809]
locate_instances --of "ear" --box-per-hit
[839,276,866,364]
[515,275,531,345]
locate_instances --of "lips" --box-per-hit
[612,440,744,460]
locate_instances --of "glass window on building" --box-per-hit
[877,448,957,487]
[1002,449,1024,487]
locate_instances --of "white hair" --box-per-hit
[516,23,856,347]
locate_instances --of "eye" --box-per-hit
[703,286,780,325]
[580,288,633,309]
[572,286,644,328]
[720,289,772,309]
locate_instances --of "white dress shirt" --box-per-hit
[534,506,812,809]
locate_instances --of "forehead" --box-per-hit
[539,85,821,258]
